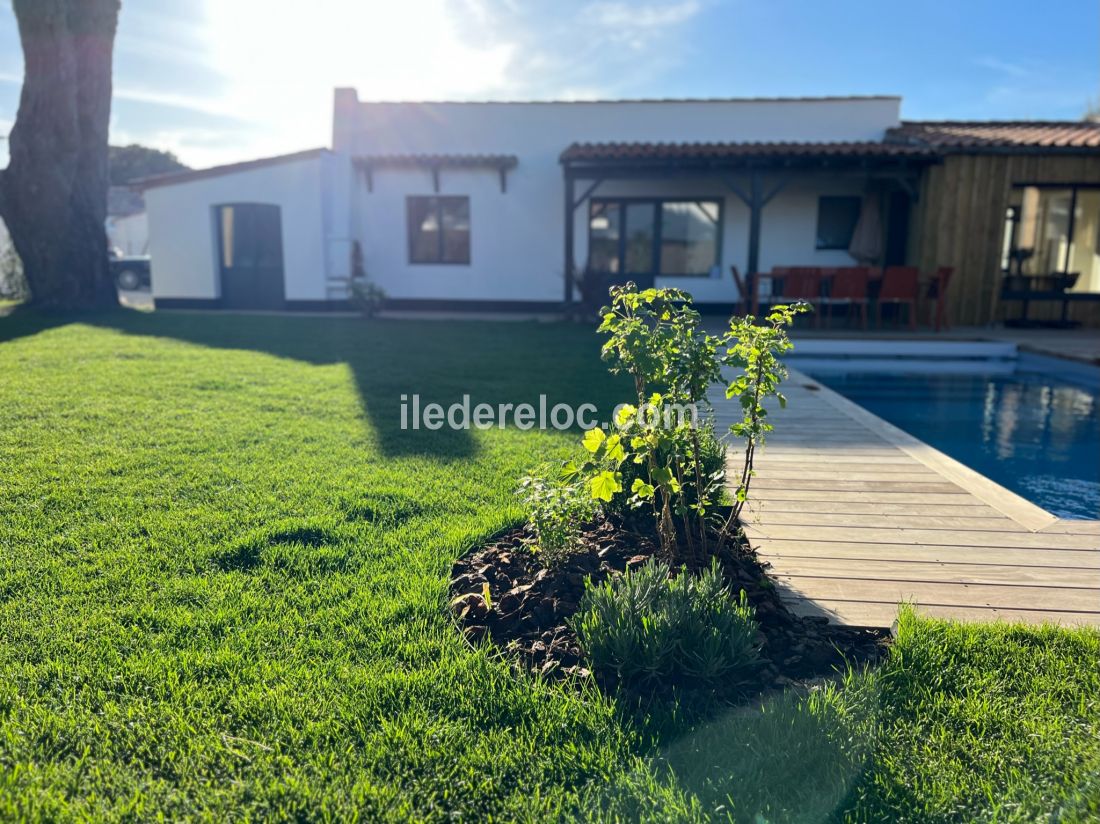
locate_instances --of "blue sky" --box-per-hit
[1,0,1097,168]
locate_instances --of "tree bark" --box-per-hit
[0,0,120,310]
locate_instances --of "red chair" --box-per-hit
[925,266,954,332]
[755,267,823,323]
[730,266,750,315]
[876,266,920,330]
[820,267,871,329]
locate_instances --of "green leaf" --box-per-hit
[615,404,637,426]
[559,459,581,481]
[604,433,626,464]
[582,427,606,453]
[631,478,655,499]
[590,471,622,502]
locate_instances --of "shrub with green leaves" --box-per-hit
[572,559,759,689]
[561,284,806,563]
[517,474,596,568]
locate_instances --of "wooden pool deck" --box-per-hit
[712,371,1100,629]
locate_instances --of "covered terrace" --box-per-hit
[559,140,938,316]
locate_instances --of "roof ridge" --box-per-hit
[899,119,1100,127]
[356,95,902,105]
[134,148,330,190]
[568,139,894,145]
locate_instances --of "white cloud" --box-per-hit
[6,1,710,167]
[112,86,239,119]
[589,0,702,30]
[972,56,1030,78]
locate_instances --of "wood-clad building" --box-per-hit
[894,122,1100,327]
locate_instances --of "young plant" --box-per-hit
[517,473,596,569]
[572,558,759,689]
[722,302,809,532]
[562,283,805,563]
[589,284,728,562]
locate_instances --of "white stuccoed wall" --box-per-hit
[144,93,900,306]
[335,93,900,304]
[145,152,337,302]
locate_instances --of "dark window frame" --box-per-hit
[1006,182,1100,275]
[406,195,471,265]
[814,195,862,251]
[587,196,723,278]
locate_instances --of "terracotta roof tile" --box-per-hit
[888,121,1100,149]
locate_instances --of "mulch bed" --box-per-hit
[450,513,890,695]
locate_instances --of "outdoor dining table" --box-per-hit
[742,266,952,331]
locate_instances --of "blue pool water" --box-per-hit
[794,354,1100,520]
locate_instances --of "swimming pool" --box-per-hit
[791,353,1100,520]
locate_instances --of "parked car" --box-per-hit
[109,247,151,291]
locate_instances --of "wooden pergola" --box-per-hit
[559,141,937,304]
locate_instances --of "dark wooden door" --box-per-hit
[216,204,285,310]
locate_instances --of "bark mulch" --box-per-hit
[450,514,889,695]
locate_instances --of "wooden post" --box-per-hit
[746,170,763,278]
[563,172,575,304]
[745,170,764,307]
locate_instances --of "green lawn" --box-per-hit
[0,310,1097,822]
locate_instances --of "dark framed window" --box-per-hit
[815,196,861,250]
[407,196,470,264]
[587,198,721,277]
[1004,183,1100,291]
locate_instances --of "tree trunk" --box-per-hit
[0,0,120,311]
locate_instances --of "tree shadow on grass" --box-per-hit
[0,307,623,460]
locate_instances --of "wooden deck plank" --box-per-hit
[753,468,946,482]
[748,490,982,504]
[746,524,1099,549]
[745,451,918,461]
[745,501,1006,517]
[772,576,1100,612]
[1038,521,1100,535]
[765,557,1100,587]
[758,542,1100,569]
[781,598,1099,628]
[713,367,1100,629]
[752,479,966,493]
[745,512,1021,530]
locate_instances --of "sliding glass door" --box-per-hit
[587,198,722,288]
[1006,184,1100,292]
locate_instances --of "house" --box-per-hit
[138,89,1100,325]
[106,186,149,257]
